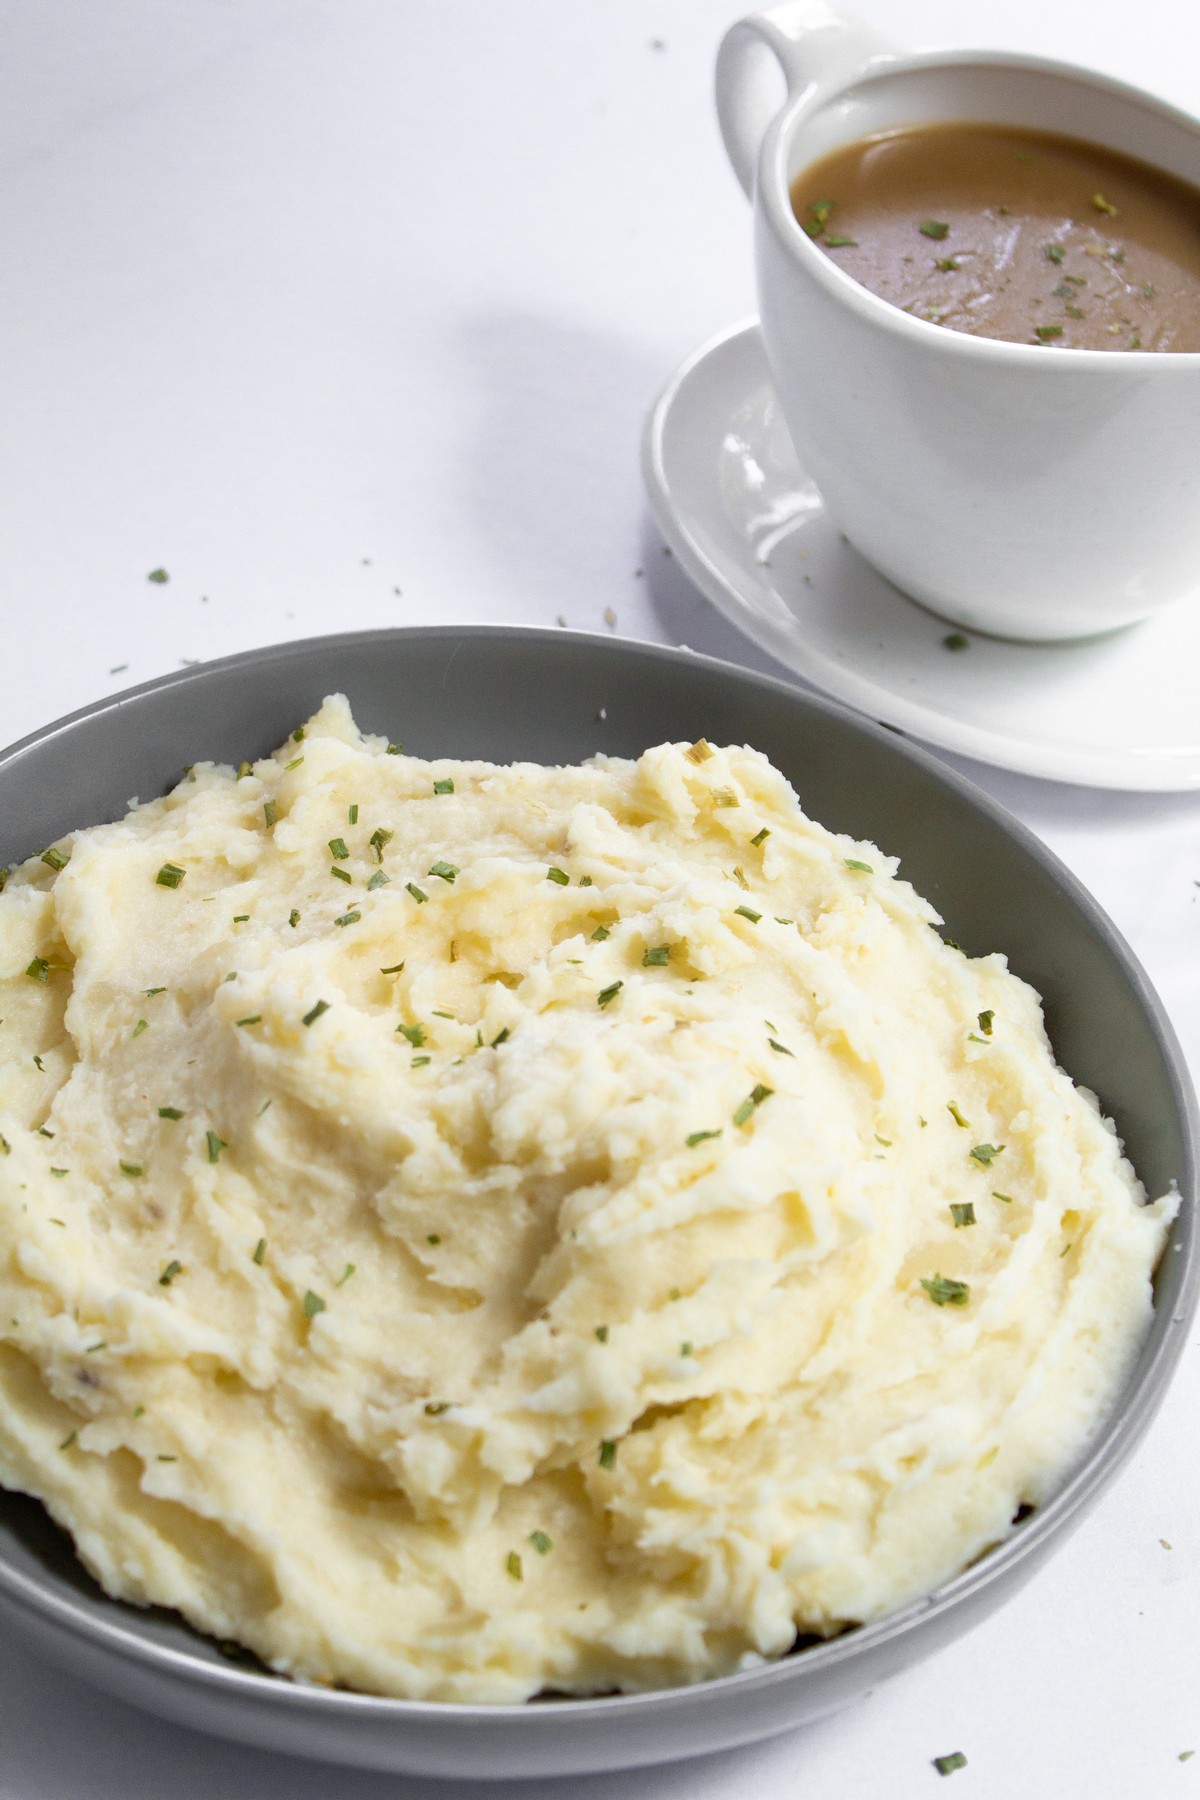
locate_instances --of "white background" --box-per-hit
[1,2,1197,1794]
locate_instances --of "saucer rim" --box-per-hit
[641,318,1200,792]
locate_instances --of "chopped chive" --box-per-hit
[970,1143,1003,1166]
[680,1341,693,1357]
[685,738,714,764]
[594,1325,609,1343]
[328,837,349,861]
[159,1259,182,1286]
[424,1400,450,1416]
[380,962,405,974]
[411,1055,431,1067]
[119,1161,143,1178]
[1034,324,1064,341]
[711,787,739,807]
[578,874,593,887]
[767,1038,793,1057]
[506,1551,523,1581]
[336,1262,355,1287]
[730,865,749,889]
[50,1167,68,1178]
[237,761,252,780]
[205,1130,226,1163]
[977,1010,994,1036]
[824,233,857,247]
[292,726,305,742]
[875,1134,892,1146]
[943,633,969,652]
[60,1429,77,1450]
[733,1084,773,1127]
[330,866,352,884]
[253,1238,266,1264]
[1044,243,1065,263]
[431,1010,455,1019]
[427,1233,441,1244]
[686,1129,722,1147]
[302,999,329,1027]
[0,1134,10,1155]
[921,1274,970,1307]
[992,1191,1013,1204]
[491,1027,510,1047]
[40,847,69,872]
[599,1439,617,1469]
[406,882,428,903]
[529,1530,553,1555]
[263,800,278,828]
[233,914,250,924]
[157,1105,184,1119]
[433,778,455,796]
[302,1289,325,1319]
[734,905,762,923]
[155,863,186,888]
[334,910,361,928]
[289,908,301,927]
[157,1454,178,1463]
[947,1102,970,1129]
[597,980,623,1008]
[386,743,402,756]
[950,1202,976,1227]
[347,803,359,825]
[398,1023,425,1047]
[369,827,394,862]
[919,219,949,239]
[25,958,50,983]
[85,1341,106,1354]
[546,867,570,885]
[642,945,670,966]
[591,924,611,941]
[750,827,770,847]
[932,1752,967,1776]
[366,870,390,890]
[284,755,304,771]
[236,1014,262,1027]
[144,987,167,996]
[844,858,873,873]
[33,1054,45,1072]
[428,861,458,883]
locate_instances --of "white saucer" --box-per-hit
[642,320,1200,790]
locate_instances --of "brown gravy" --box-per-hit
[790,123,1200,350]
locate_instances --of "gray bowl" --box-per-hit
[0,626,1195,1780]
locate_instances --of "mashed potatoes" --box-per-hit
[0,698,1173,1702]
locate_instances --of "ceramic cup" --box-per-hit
[716,1,1200,640]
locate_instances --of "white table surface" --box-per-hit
[1,3,1197,1794]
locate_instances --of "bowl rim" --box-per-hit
[0,622,1196,1723]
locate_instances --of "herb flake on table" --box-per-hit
[932,1751,968,1776]
[919,219,950,239]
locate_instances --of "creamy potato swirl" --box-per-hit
[0,698,1172,1701]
